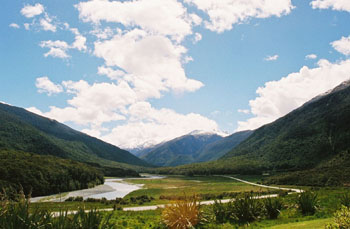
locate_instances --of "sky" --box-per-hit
[1,0,350,149]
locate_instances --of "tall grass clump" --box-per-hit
[0,191,113,229]
[263,197,283,219]
[162,195,201,228]
[230,193,263,224]
[296,191,319,215]
[210,200,233,224]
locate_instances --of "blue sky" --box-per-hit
[1,0,350,149]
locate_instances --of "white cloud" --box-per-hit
[237,59,350,131]
[331,35,350,55]
[9,23,20,29]
[90,27,114,40]
[21,3,44,18]
[94,29,203,99]
[35,76,63,95]
[40,15,56,32]
[76,0,199,42]
[98,66,126,81]
[39,27,87,58]
[311,0,350,12]
[264,54,279,61]
[305,54,318,59]
[40,40,70,59]
[193,32,202,43]
[101,102,219,148]
[185,0,294,33]
[23,23,30,30]
[70,28,87,51]
[238,109,250,114]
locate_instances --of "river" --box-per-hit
[30,174,164,203]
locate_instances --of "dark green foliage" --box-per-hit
[263,197,283,219]
[0,150,104,197]
[0,102,149,167]
[297,191,319,215]
[211,200,233,224]
[340,192,350,207]
[230,193,263,224]
[0,193,113,229]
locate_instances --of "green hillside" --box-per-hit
[155,81,350,186]
[0,103,149,168]
[140,133,223,166]
[195,130,253,162]
[0,150,104,197]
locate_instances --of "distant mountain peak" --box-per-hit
[188,129,229,137]
[306,79,350,106]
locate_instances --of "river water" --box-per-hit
[30,174,164,202]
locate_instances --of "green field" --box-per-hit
[125,175,273,204]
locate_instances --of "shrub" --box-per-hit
[326,206,350,229]
[340,193,350,208]
[162,195,201,228]
[211,200,233,224]
[296,191,319,215]
[263,197,283,219]
[231,193,263,224]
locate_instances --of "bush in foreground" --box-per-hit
[296,191,319,216]
[263,197,283,219]
[162,196,201,228]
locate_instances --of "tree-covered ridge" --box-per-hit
[154,81,350,186]
[0,150,104,197]
[223,81,350,171]
[0,102,150,168]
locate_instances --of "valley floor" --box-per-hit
[27,175,350,228]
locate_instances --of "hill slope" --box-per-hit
[0,102,149,168]
[140,132,223,166]
[157,80,350,185]
[195,130,253,162]
[222,80,350,171]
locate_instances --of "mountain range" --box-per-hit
[156,80,350,186]
[136,130,252,166]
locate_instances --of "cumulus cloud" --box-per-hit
[70,28,87,51]
[9,23,20,29]
[76,0,199,42]
[94,29,203,99]
[21,3,44,18]
[98,66,126,81]
[237,59,350,131]
[101,102,220,149]
[264,54,279,61]
[35,76,63,95]
[185,0,294,33]
[40,40,70,59]
[40,15,56,32]
[39,27,87,58]
[311,0,350,12]
[305,54,318,59]
[331,35,350,55]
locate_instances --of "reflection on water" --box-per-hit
[89,178,142,200]
[31,174,164,202]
